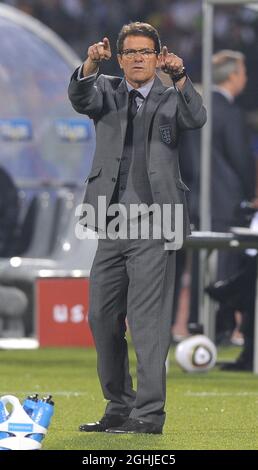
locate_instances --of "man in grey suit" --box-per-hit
[68,22,206,434]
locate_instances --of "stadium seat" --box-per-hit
[0,186,98,280]
[0,285,28,337]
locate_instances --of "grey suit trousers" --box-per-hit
[88,233,176,427]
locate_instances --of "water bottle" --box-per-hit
[22,394,39,417]
[30,395,54,443]
[0,401,9,450]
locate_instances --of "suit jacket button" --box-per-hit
[112,177,116,182]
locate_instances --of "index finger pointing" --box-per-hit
[103,37,111,50]
[162,46,168,57]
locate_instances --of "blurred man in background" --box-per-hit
[209,50,255,344]
[211,50,255,233]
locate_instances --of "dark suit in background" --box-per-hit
[179,91,255,234]
[211,90,255,338]
[211,90,255,233]
[179,90,255,332]
[210,87,256,364]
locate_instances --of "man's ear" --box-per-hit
[156,53,162,69]
[117,54,123,69]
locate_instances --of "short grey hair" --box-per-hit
[212,50,245,84]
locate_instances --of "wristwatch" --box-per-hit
[170,66,187,83]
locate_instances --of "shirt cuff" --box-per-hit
[77,64,98,81]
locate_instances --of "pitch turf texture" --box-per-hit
[0,344,258,450]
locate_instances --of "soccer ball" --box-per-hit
[175,335,217,373]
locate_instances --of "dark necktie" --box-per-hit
[109,90,144,208]
[128,89,144,120]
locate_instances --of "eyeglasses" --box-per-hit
[120,48,157,59]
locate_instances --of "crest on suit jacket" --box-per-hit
[159,125,172,144]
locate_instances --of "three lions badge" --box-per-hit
[159,125,172,144]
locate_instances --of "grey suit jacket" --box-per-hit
[68,71,207,237]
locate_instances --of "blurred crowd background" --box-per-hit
[1,0,258,113]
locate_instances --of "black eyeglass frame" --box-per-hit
[120,48,158,58]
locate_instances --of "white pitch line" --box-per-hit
[2,391,258,398]
[185,391,258,397]
[0,391,90,397]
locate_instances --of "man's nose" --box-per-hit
[134,53,144,61]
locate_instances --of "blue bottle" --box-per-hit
[30,395,54,443]
[0,401,9,450]
[23,394,39,417]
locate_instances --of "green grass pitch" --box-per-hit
[0,344,258,450]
